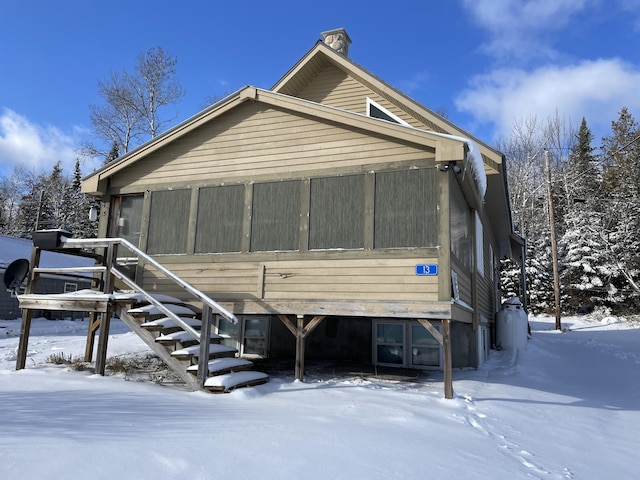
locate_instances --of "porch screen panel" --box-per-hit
[195,185,244,253]
[251,181,299,251]
[309,175,364,249]
[374,168,437,248]
[147,189,190,254]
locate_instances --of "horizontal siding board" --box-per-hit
[110,103,430,189]
[142,257,440,306]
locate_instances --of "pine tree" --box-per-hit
[526,235,555,314]
[558,118,606,310]
[64,159,99,238]
[599,108,640,305]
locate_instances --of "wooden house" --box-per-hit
[80,29,524,394]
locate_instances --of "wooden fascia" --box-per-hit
[271,42,327,92]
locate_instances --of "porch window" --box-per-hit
[450,182,471,269]
[309,175,364,249]
[251,181,299,251]
[195,185,244,253]
[374,168,437,248]
[117,195,144,248]
[147,189,190,254]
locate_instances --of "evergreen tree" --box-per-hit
[599,108,640,303]
[38,161,68,231]
[526,235,555,314]
[104,141,120,165]
[558,118,606,310]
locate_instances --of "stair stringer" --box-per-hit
[114,303,201,390]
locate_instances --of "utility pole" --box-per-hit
[545,150,562,330]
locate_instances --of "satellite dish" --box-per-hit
[3,258,30,293]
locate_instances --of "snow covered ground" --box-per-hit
[1,314,638,479]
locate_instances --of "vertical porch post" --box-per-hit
[16,247,41,370]
[443,318,453,399]
[295,315,305,381]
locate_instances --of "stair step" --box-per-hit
[141,317,202,331]
[186,357,254,375]
[128,304,198,317]
[115,292,185,305]
[204,371,269,393]
[171,344,237,360]
[157,330,223,345]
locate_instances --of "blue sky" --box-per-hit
[1,0,639,177]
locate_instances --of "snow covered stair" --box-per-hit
[115,293,269,393]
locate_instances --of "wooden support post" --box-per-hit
[295,315,305,381]
[277,314,326,382]
[16,310,34,370]
[197,304,213,387]
[84,312,101,362]
[418,318,453,399]
[94,240,116,375]
[443,319,453,399]
[95,307,112,376]
[16,247,42,371]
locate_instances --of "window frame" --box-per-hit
[366,98,410,126]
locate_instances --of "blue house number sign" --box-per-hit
[415,264,438,276]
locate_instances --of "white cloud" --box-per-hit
[0,108,98,176]
[461,0,593,60]
[455,58,640,142]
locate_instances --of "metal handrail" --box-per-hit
[61,237,237,325]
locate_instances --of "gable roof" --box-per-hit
[82,35,517,257]
[82,87,468,196]
[271,41,504,174]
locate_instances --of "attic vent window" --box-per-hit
[366,98,410,126]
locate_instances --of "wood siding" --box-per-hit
[139,255,443,317]
[294,64,443,131]
[109,102,432,192]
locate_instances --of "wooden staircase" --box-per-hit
[15,234,269,394]
[115,295,269,393]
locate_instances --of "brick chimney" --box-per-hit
[321,28,351,56]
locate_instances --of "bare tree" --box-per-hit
[86,46,184,157]
[88,71,144,155]
[131,46,185,139]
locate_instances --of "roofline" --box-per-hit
[82,87,473,195]
[82,87,249,185]
[272,41,504,161]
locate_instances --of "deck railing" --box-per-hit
[49,237,238,386]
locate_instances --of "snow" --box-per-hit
[424,132,488,198]
[1,314,639,479]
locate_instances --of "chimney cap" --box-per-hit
[321,28,351,56]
